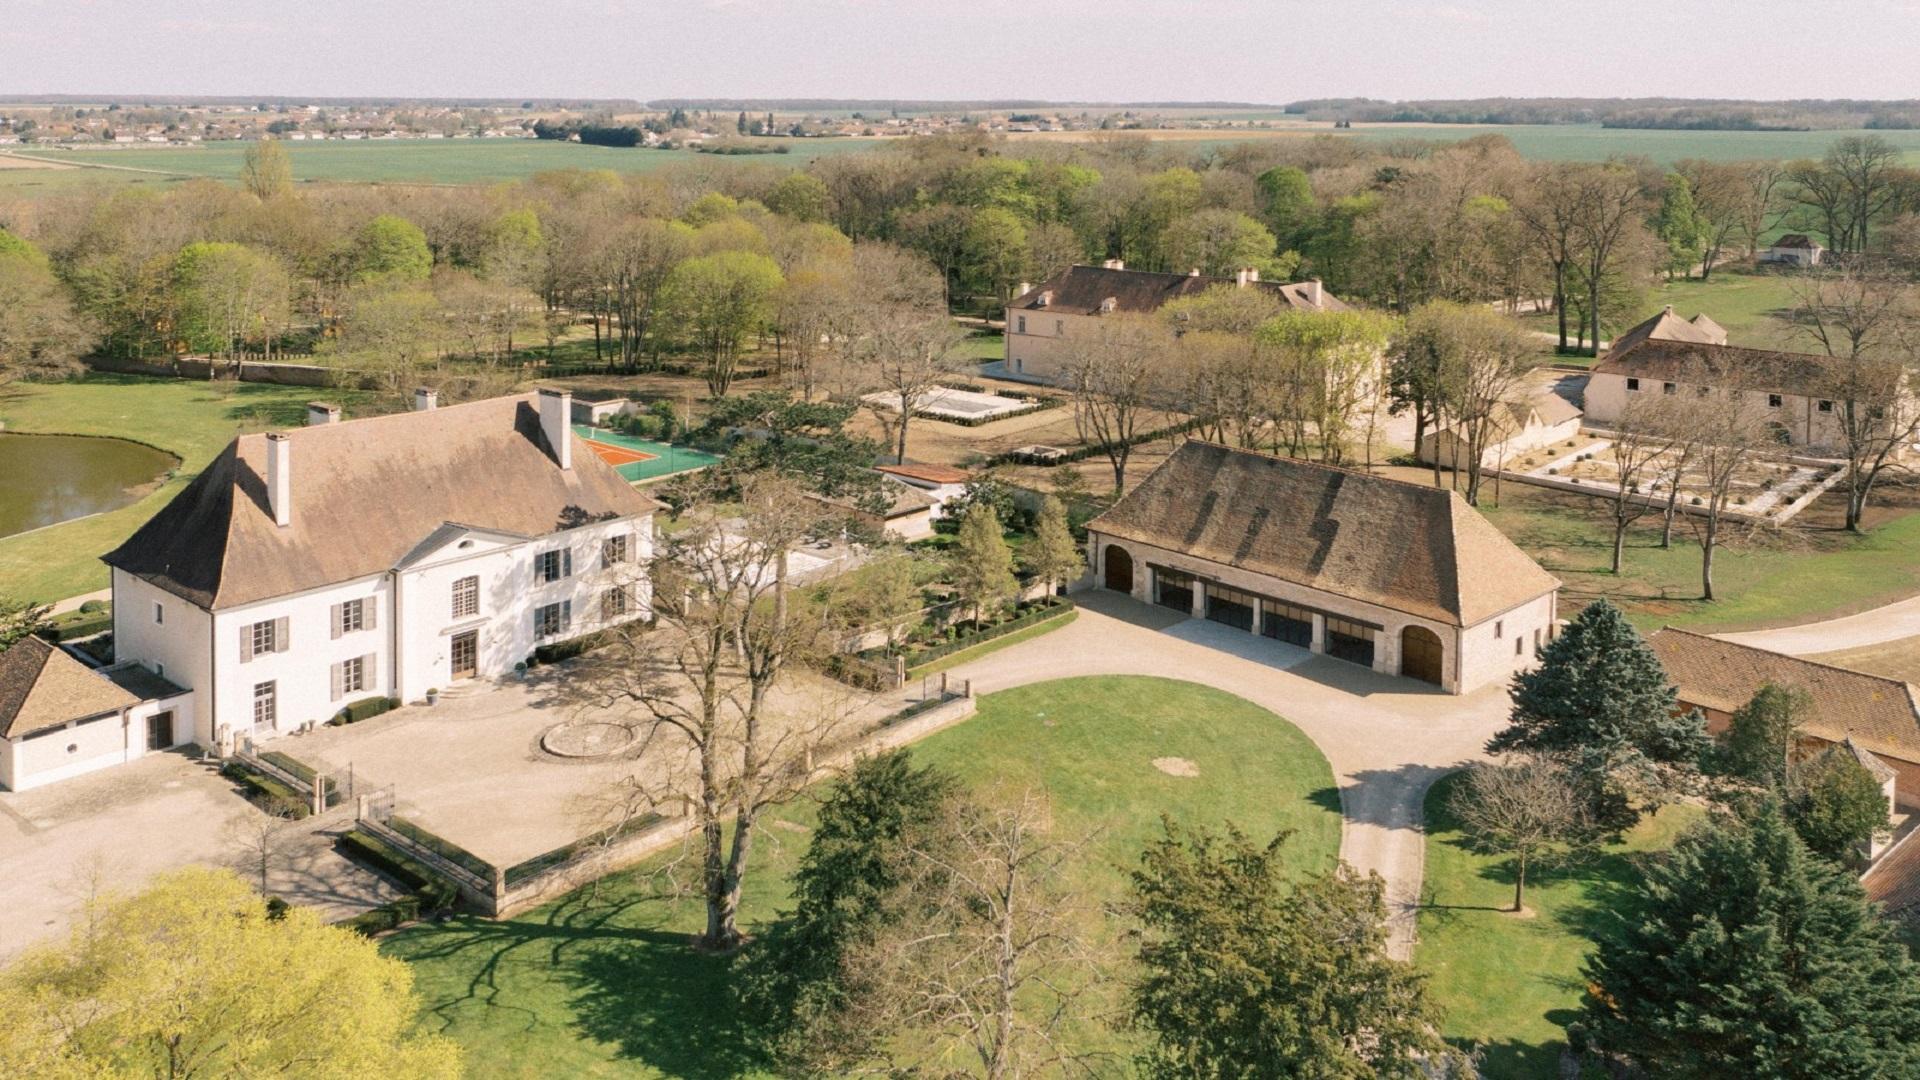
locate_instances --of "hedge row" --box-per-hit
[502,810,667,889]
[917,398,1060,427]
[993,419,1204,466]
[880,693,959,728]
[328,696,399,726]
[532,628,616,666]
[387,814,496,883]
[819,652,899,693]
[258,751,341,808]
[219,761,310,819]
[888,599,1075,668]
[335,830,460,936]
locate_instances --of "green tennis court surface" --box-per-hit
[574,426,722,482]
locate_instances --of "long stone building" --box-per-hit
[1085,441,1561,694]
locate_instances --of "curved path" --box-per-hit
[943,591,1510,959]
[1716,591,1920,656]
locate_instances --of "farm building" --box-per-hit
[1085,441,1560,694]
[808,475,940,541]
[1581,306,1909,452]
[1416,393,1583,470]
[1003,262,1347,381]
[875,462,972,518]
[1761,233,1824,267]
[1647,628,1920,813]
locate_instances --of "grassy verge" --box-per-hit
[1519,267,1803,351]
[906,608,1077,679]
[381,676,1341,1078]
[1418,774,1703,1079]
[0,376,382,602]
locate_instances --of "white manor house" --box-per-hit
[2,388,658,791]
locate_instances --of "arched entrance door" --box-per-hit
[1401,625,1444,686]
[1104,545,1134,594]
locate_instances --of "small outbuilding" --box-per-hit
[0,637,193,792]
[1761,234,1824,267]
[1085,441,1560,694]
[1416,394,1583,470]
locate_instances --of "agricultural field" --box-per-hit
[381,676,1342,1078]
[0,136,885,197]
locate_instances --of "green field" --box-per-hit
[1525,266,1807,351]
[0,137,882,197]
[1418,774,1703,1078]
[382,676,1342,1078]
[0,376,382,603]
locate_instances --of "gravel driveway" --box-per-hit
[945,590,1510,959]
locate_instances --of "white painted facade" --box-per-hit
[111,515,652,750]
[1089,533,1555,695]
[1,689,195,792]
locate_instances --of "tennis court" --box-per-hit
[574,426,722,482]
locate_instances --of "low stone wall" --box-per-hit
[88,354,343,387]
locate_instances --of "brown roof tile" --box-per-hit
[1647,628,1920,767]
[1863,828,1920,919]
[103,393,662,611]
[0,637,139,740]
[1086,441,1558,626]
[1009,265,1348,317]
[876,463,973,486]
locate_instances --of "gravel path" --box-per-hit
[1716,592,1920,656]
[945,591,1509,960]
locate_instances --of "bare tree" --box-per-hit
[847,309,969,464]
[1676,377,1771,601]
[1426,303,1537,505]
[568,472,855,949]
[1572,162,1654,357]
[1447,756,1593,913]
[228,799,299,898]
[1511,161,1586,352]
[1787,267,1920,531]
[1604,395,1678,574]
[849,786,1107,1079]
[598,217,691,372]
[1062,312,1174,492]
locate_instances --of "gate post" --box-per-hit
[312,773,327,817]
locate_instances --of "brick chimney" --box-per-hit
[1306,278,1323,306]
[305,402,340,426]
[1102,258,1124,270]
[266,432,292,528]
[413,387,439,412]
[537,387,572,470]
[1014,281,1030,299]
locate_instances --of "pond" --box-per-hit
[0,433,177,538]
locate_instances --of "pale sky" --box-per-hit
[4,0,1919,103]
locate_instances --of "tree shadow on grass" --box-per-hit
[1455,1034,1565,1080]
[1307,784,1342,816]
[568,931,771,1079]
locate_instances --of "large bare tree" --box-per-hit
[1062,311,1174,491]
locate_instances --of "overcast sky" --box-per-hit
[5,0,1918,102]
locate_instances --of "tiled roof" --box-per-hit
[1864,828,1920,920]
[876,463,973,486]
[1009,265,1348,317]
[1087,441,1559,626]
[1647,628,1920,766]
[0,637,139,740]
[103,393,662,611]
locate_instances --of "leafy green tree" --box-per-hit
[1255,165,1317,247]
[482,206,545,289]
[959,206,1029,307]
[1722,683,1811,786]
[0,867,460,1078]
[171,241,291,361]
[1488,600,1706,826]
[1786,749,1890,862]
[951,504,1018,626]
[661,250,783,396]
[0,594,52,650]
[1127,820,1456,1079]
[239,137,293,199]
[764,171,832,223]
[735,750,960,1074]
[1158,209,1285,277]
[351,214,432,284]
[1021,494,1084,597]
[1656,172,1707,280]
[1579,802,1920,1078]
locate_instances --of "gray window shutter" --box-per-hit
[274,616,290,652]
[240,623,253,663]
[329,603,342,640]
[365,597,378,631]
[563,548,573,578]
[329,661,343,702]
[561,599,571,631]
[365,652,378,689]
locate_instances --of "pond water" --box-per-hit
[0,433,177,538]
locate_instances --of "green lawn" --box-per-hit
[1467,481,1920,634]
[381,676,1342,1079]
[1418,774,1703,1079]
[0,376,382,602]
[1523,267,1805,352]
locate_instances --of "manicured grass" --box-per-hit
[1522,267,1805,351]
[1466,480,1920,634]
[905,608,1077,679]
[0,375,382,602]
[381,676,1342,1078]
[1418,774,1703,1079]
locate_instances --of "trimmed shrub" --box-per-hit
[332,696,398,725]
[220,761,310,819]
[78,599,108,614]
[335,830,460,936]
[533,628,614,665]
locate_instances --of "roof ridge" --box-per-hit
[245,390,532,441]
[1182,439,1458,502]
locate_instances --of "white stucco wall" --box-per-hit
[112,570,215,742]
[1003,308,1088,381]
[1585,372,1877,452]
[1091,532,1555,695]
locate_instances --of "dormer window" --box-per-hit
[1035,290,1052,308]
[1099,296,1117,314]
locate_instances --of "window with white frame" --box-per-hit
[154,602,164,625]
[1016,315,1026,334]
[253,681,276,728]
[603,535,630,567]
[535,600,570,639]
[536,548,571,583]
[603,586,629,620]
[452,575,479,619]
[338,598,366,634]
[341,655,367,695]
[241,617,287,661]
